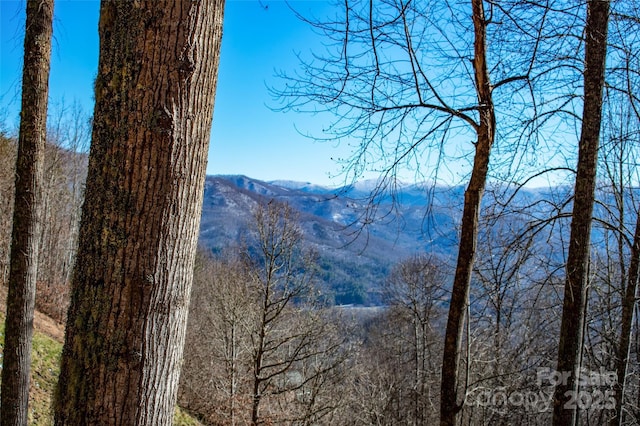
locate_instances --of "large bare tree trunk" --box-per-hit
[552,2,610,425]
[439,1,495,425]
[54,1,224,424]
[1,0,53,424]
[610,207,640,426]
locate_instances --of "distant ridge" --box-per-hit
[198,174,577,305]
[198,175,466,305]
[268,179,335,193]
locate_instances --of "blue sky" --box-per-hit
[1,0,355,187]
[1,1,578,189]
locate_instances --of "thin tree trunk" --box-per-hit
[610,207,640,426]
[252,300,268,426]
[552,2,610,425]
[229,321,238,426]
[439,1,495,424]
[54,1,224,424]
[1,0,53,424]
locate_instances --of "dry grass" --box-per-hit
[0,285,202,425]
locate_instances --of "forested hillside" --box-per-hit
[200,175,456,304]
[198,175,573,306]
[2,136,637,424]
[2,0,640,425]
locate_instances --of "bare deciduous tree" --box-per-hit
[277,2,571,423]
[384,254,448,424]
[179,251,255,425]
[553,2,610,424]
[180,202,349,425]
[603,6,640,423]
[248,201,346,425]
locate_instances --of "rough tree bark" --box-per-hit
[1,0,53,424]
[610,207,640,426]
[552,1,610,425]
[54,1,224,424]
[439,1,495,424]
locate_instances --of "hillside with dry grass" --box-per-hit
[0,286,202,425]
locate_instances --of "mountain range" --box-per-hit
[197,175,567,305]
[198,175,467,305]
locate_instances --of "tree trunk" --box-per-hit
[610,207,640,426]
[439,1,495,425]
[1,0,53,424]
[552,2,610,425]
[54,1,224,424]
[251,312,266,426]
